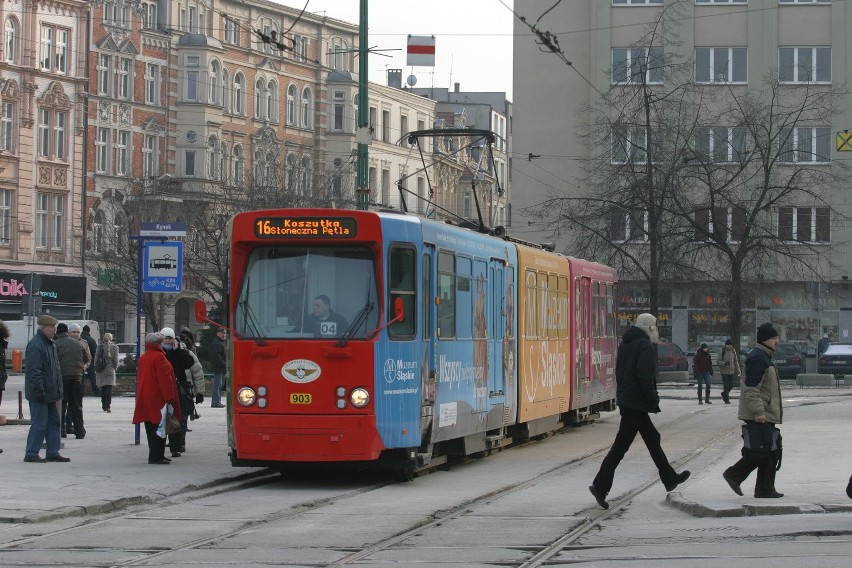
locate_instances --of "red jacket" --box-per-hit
[132,342,181,424]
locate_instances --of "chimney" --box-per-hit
[454,82,460,93]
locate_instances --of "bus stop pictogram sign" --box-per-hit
[143,241,183,292]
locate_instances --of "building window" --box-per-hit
[301,156,311,196]
[38,109,67,161]
[4,18,17,64]
[267,80,278,122]
[224,17,240,45]
[778,207,830,242]
[301,87,312,128]
[188,6,197,33]
[40,25,68,74]
[232,144,244,184]
[694,127,747,163]
[209,60,220,104]
[185,150,196,177]
[332,90,345,131]
[611,126,647,164]
[96,127,110,173]
[779,0,831,3]
[117,58,132,99]
[382,109,391,142]
[142,2,158,29]
[145,63,160,104]
[696,47,747,84]
[610,208,648,242]
[612,0,663,4]
[780,127,830,163]
[255,79,265,119]
[143,134,157,177]
[1,101,14,152]
[185,56,199,101]
[400,114,409,145]
[696,0,747,3]
[287,84,297,125]
[207,135,219,179]
[35,193,64,250]
[116,130,130,176]
[612,46,664,84]
[233,73,245,115]
[695,207,747,243]
[0,189,11,245]
[779,47,831,83]
[286,153,297,191]
[98,54,112,95]
[92,209,104,254]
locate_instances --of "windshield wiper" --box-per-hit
[238,275,264,342]
[337,301,374,347]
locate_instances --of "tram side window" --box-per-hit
[437,251,455,339]
[558,276,569,339]
[607,283,616,337]
[422,253,431,339]
[524,269,537,339]
[388,245,416,339]
[456,256,472,339]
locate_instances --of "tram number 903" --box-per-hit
[290,393,312,404]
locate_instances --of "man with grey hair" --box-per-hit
[589,312,689,509]
[55,322,91,439]
[24,314,70,462]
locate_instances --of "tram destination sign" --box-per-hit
[254,216,357,238]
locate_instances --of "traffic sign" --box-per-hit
[139,222,187,237]
[836,131,852,152]
[143,241,183,292]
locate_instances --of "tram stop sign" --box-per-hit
[143,241,183,293]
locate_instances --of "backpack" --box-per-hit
[95,344,108,372]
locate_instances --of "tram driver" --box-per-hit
[305,294,349,338]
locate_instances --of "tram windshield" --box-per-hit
[235,246,379,340]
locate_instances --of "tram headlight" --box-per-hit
[350,388,370,408]
[237,387,256,407]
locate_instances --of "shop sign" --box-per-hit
[0,272,86,306]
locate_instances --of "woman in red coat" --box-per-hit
[133,332,181,464]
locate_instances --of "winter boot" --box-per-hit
[698,392,703,405]
[705,392,712,404]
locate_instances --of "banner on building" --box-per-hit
[407,35,436,67]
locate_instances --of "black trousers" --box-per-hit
[100,385,113,411]
[144,421,167,462]
[724,428,779,496]
[593,407,678,494]
[61,377,84,436]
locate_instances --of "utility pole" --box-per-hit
[356,0,370,210]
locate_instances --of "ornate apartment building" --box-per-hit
[0,0,89,321]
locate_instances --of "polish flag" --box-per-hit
[407,35,436,67]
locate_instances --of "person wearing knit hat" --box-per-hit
[589,313,690,509]
[717,339,741,404]
[23,313,70,462]
[723,322,784,499]
[693,343,713,405]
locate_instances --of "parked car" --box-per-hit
[817,344,852,376]
[657,342,688,371]
[773,342,806,378]
[116,342,144,367]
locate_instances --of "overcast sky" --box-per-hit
[272,0,515,99]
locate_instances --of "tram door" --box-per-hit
[420,246,437,445]
[574,276,593,409]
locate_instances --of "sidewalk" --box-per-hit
[1,380,851,522]
[662,384,852,517]
[0,391,251,523]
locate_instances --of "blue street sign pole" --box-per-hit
[130,223,187,445]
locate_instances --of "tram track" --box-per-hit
[1,396,837,567]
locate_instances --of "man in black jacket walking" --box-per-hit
[589,313,690,509]
[81,325,99,397]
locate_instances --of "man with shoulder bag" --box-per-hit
[723,322,784,499]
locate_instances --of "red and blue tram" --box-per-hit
[222,209,618,473]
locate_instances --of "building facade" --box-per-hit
[0,0,89,321]
[512,0,852,353]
